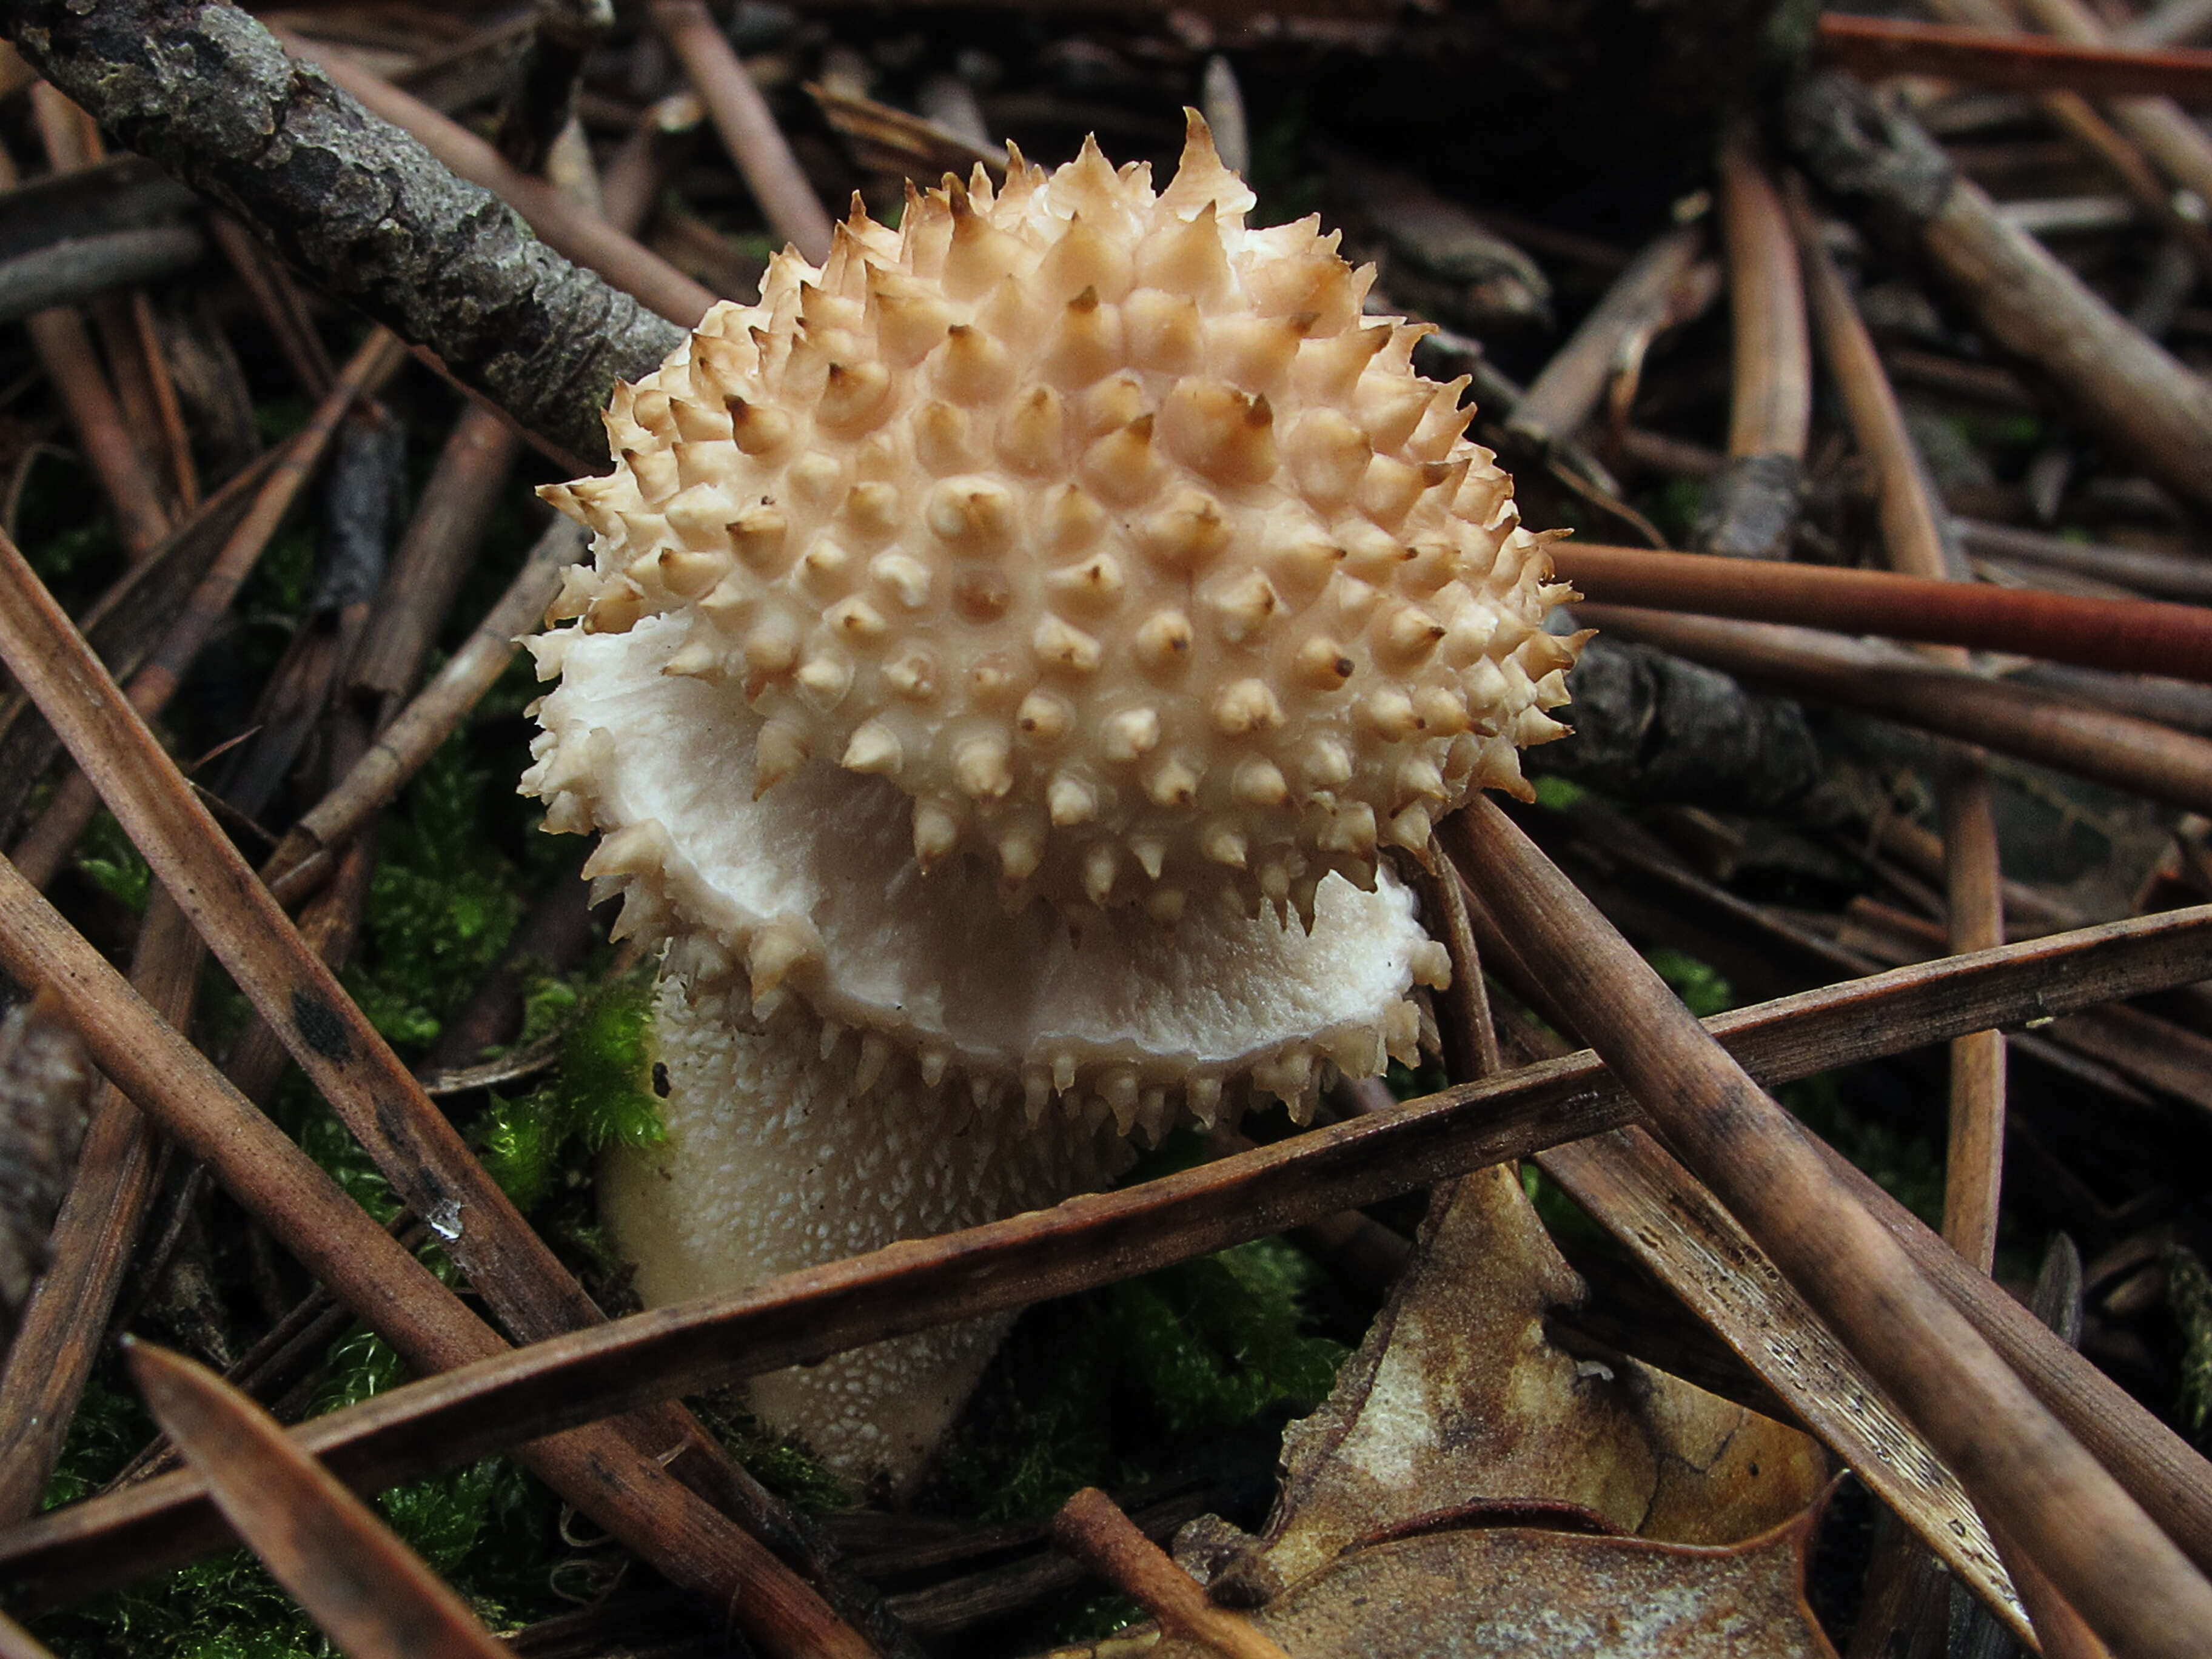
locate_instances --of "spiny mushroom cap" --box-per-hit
[525,610,1450,1131]
[538,114,1579,925]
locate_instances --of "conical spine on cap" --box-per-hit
[531,112,1578,927]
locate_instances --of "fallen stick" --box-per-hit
[1552,542,2212,683]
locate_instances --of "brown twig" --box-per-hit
[1550,543,2212,683]
[1819,12,2212,99]
[1050,1488,1288,1659]
[9,329,407,890]
[13,902,2212,1605]
[494,0,612,176]
[0,511,875,1652]
[8,0,686,464]
[0,226,205,326]
[0,863,870,1656]
[129,293,196,511]
[1578,606,2212,817]
[1883,346,2036,412]
[1926,0,2212,284]
[2012,0,2212,216]
[1422,852,1497,1080]
[1583,175,2015,1604]
[1791,175,2011,1276]
[2127,0,2212,47]
[1936,753,2006,1271]
[127,1341,512,1659]
[266,517,582,905]
[1875,811,2083,937]
[1789,183,1957,591]
[0,446,283,842]
[284,31,716,330]
[204,214,335,400]
[1506,223,1704,461]
[30,85,184,531]
[347,403,523,717]
[102,1222,414,1497]
[1954,517,2212,603]
[1547,1124,2026,1638]
[0,1612,57,1659]
[1702,130,1808,560]
[1972,1242,2110,1659]
[28,90,190,526]
[18,306,170,560]
[649,0,834,265]
[0,892,199,1524]
[24,89,173,535]
[1985,1518,2117,1659]
[217,828,376,1117]
[1789,70,2212,512]
[1458,875,2028,1635]
[0,987,90,1336]
[1444,797,2212,1656]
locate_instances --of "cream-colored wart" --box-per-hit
[524,113,1581,1490]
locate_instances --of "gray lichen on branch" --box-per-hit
[4,0,683,463]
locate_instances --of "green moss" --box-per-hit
[931,1235,1346,1525]
[239,520,321,640]
[40,1371,155,1512]
[1533,774,1587,812]
[2168,1245,2212,1446]
[13,449,123,602]
[302,1334,560,1611]
[344,740,522,1054]
[39,1547,326,1659]
[1644,946,1734,1018]
[1056,1595,1147,1643]
[298,1110,401,1224]
[475,970,664,1215]
[689,1390,855,1513]
[1384,1052,1450,1101]
[34,1326,566,1659]
[1648,476,1706,546]
[517,975,580,1045]
[75,811,152,914]
[731,230,780,266]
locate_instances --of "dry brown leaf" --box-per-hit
[1163,1504,1837,1659]
[1204,1166,1827,1601]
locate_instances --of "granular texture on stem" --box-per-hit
[4,0,683,461]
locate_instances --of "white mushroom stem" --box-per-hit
[601,977,1129,1490]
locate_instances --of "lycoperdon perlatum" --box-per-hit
[520,116,1582,1484]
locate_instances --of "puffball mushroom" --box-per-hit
[522,115,1580,1487]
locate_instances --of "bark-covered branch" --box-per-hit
[4,0,683,463]
[1534,634,1821,811]
[1788,69,2212,514]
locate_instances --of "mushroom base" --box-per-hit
[600,974,1133,1493]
